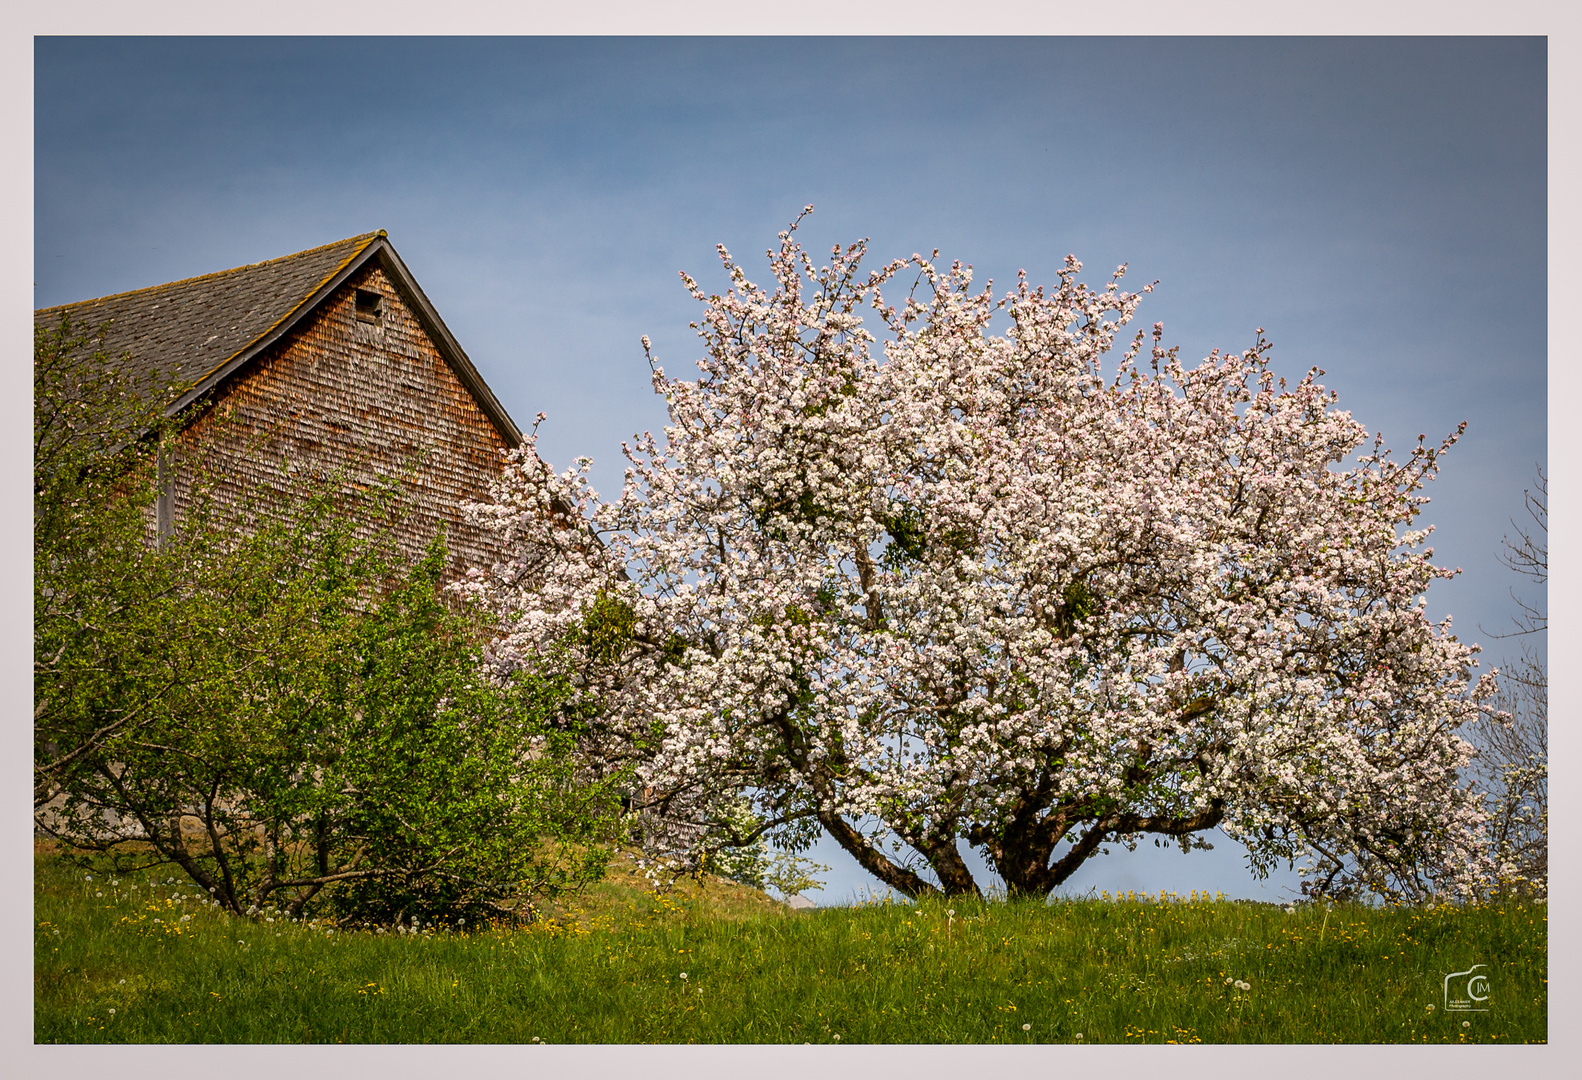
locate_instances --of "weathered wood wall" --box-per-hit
[167,261,512,577]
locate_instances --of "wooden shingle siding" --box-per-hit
[169,262,510,576]
[39,232,525,582]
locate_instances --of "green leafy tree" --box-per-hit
[35,316,624,925]
[692,795,829,899]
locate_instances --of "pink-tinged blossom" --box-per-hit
[459,212,1499,903]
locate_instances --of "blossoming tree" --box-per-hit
[463,210,1498,902]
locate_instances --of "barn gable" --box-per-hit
[35,233,523,575]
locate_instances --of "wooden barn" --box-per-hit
[34,231,522,576]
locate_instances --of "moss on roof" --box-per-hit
[35,233,383,401]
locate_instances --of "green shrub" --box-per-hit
[34,315,625,925]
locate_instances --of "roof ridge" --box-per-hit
[34,231,385,314]
[191,232,387,386]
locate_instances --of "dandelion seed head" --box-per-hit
[1022,1023,1031,1031]
[1463,1021,1471,1029]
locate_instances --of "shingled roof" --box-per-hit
[35,232,522,447]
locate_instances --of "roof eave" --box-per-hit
[367,241,524,449]
[165,235,523,450]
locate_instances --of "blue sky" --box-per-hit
[34,36,1547,904]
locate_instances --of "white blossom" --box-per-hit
[463,212,1499,903]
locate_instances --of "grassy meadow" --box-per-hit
[35,843,1545,1044]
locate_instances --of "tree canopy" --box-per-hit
[470,212,1501,903]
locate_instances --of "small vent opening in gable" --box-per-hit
[355,289,383,323]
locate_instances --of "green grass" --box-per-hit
[35,846,1546,1044]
